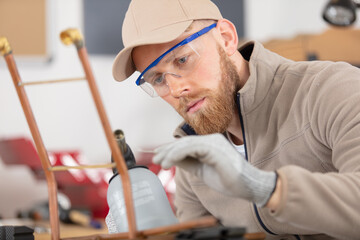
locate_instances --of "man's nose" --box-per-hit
[165,73,190,97]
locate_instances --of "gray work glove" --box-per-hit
[153,133,277,207]
[105,211,117,233]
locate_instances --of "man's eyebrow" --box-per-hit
[163,51,176,64]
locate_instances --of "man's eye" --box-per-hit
[177,56,188,64]
[151,75,164,85]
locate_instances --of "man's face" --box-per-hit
[133,28,241,135]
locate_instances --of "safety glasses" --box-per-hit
[135,23,217,97]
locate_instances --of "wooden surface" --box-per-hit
[36,219,265,240]
[0,219,265,240]
[61,216,218,240]
[262,27,360,65]
[35,225,265,240]
[35,222,108,240]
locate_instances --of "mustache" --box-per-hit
[180,89,211,104]
[178,89,211,112]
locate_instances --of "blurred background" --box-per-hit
[0,0,359,222]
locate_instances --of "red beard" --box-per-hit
[176,45,241,135]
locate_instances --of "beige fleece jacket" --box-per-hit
[173,41,360,240]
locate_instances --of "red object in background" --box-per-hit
[0,137,177,218]
[49,151,111,218]
[0,138,45,179]
[0,137,110,218]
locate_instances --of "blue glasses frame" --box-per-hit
[135,23,217,86]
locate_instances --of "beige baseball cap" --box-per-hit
[112,0,223,82]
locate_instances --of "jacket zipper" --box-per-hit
[236,93,277,235]
[236,93,248,161]
[236,93,301,240]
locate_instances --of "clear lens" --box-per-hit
[139,41,202,97]
[140,82,159,97]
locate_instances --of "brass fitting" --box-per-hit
[60,29,84,49]
[0,37,12,56]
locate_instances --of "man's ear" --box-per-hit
[215,19,239,56]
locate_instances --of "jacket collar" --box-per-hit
[238,41,290,114]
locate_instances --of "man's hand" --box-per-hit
[153,133,277,207]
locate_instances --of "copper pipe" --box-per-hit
[1,39,60,240]
[140,215,218,237]
[77,47,138,239]
[61,231,129,240]
[60,29,138,239]
[244,232,267,240]
[49,163,116,171]
[19,77,86,86]
[62,216,218,240]
[61,215,265,240]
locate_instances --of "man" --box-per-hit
[111,0,360,239]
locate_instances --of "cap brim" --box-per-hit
[112,20,193,82]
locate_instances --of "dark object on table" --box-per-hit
[175,226,246,240]
[0,226,34,240]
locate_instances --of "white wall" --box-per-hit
[245,0,360,42]
[1,0,359,217]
